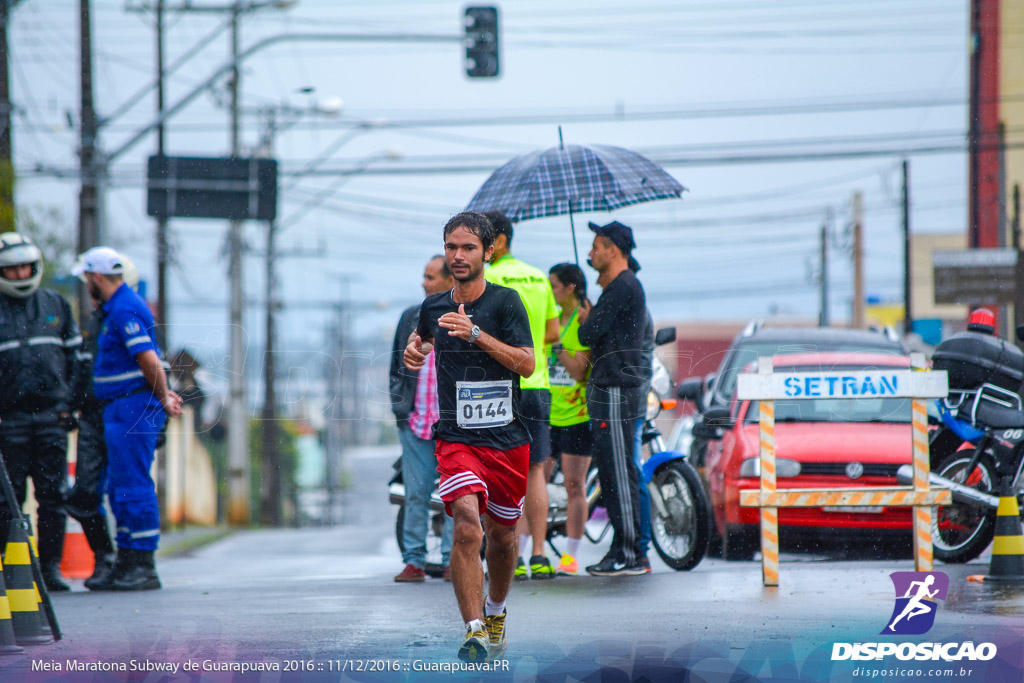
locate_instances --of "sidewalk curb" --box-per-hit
[157,527,234,558]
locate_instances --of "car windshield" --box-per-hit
[715,339,903,403]
[745,397,911,424]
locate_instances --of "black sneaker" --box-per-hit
[529,555,555,580]
[585,556,647,576]
[639,556,652,574]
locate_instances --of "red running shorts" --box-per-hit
[435,440,529,526]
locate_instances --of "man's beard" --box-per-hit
[87,278,102,301]
[452,260,483,282]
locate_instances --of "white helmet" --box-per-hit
[0,233,44,298]
[120,254,140,291]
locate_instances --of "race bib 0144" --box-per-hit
[456,380,513,429]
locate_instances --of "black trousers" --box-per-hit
[66,407,107,520]
[587,384,644,565]
[0,412,68,564]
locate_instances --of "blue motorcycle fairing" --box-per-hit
[936,400,986,443]
[642,449,689,483]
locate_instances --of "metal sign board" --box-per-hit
[736,369,948,401]
[932,248,1017,304]
[146,155,277,221]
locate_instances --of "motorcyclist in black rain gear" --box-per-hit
[0,233,81,592]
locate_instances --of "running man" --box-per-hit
[888,575,939,632]
[404,211,535,662]
[482,210,559,580]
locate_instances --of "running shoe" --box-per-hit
[556,554,578,576]
[484,608,508,659]
[639,556,652,574]
[458,619,490,663]
[529,555,555,580]
[585,556,647,576]
[514,557,528,581]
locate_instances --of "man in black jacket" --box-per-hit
[0,233,81,592]
[577,221,647,576]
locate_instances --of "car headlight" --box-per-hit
[645,390,661,421]
[739,457,802,478]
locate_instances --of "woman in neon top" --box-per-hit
[546,263,593,575]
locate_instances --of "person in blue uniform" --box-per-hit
[67,252,141,591]
[72,246,182,591]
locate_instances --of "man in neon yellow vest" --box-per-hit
[483,210,559,579]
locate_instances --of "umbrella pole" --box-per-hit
[568,207,580,267]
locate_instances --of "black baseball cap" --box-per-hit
[588,221,636,253]
[589,220,640,272]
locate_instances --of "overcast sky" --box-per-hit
[11,0,971,395]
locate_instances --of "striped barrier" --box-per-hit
[736,353,949,587]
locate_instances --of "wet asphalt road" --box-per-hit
[1,446,1022,682]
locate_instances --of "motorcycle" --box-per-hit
[896,310,1024,564]
[388,326,711,572]
[638,327,711,570]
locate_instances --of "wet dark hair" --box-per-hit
[549,262,587,303]
[482,209,513,246]
[430,253,452,278]
[443,211,495,250]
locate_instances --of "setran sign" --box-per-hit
[146,155,277,222]
[737,370,948,401]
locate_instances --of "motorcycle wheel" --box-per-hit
[932,449,997,564]
[394,503,448,574]
[649,459,711,570]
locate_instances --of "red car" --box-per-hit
[702,352,915,560]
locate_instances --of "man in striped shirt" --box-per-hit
[74,246,182,591]
[393,255,454,583]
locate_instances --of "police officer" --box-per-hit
[0,233,82,592]
[72,246,182,591]
[67,252,140,590]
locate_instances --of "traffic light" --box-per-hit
[464,6,499,78]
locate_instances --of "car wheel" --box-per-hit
[722,524,758,561]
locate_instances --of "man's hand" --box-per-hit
[577,298,593,324]
[438,304,474,342]
[162,390,184,418]
[404,335,434,370]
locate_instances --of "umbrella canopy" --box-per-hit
[465,143,686,222]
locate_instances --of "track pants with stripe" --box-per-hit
[104,394,165,552]
[587,384,644,565]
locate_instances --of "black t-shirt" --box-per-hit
[417,282,534,451]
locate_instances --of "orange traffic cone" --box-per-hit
[0,556,25,655]
[2,520,51,645]
[982,481,1024,584]
[60,462,95,580]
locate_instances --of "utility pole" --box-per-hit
[0,0,17,234]
[155,0,170,347]
[225,0,249,526]
[819,215,829,328]
[78,0,99,321]
[852,192,865,329]
[1013,184,1023,348]
[901,159,912,336]
[259,107,280,527]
